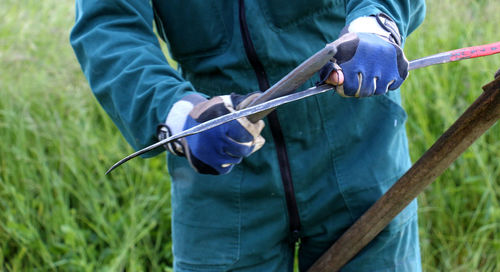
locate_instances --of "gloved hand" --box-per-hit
[320,14,409,97]
[159,93,265,175]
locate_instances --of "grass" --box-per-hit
[1,1,172,271]
[0,0,498,271]
[404,1,500,271]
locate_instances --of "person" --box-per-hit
[71,0,426,271]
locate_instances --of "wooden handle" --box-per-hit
[308,73,500,272]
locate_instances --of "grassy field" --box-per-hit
[1,0,498,271]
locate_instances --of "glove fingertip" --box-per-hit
[186,151,221,175]
[393,44,409,79]
[388,78,404,90]
[249,135,265,156]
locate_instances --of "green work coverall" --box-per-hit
[71,0,426,271]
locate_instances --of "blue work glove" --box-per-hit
[320,14,409,97]
[159,93,265,175]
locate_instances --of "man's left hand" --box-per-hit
[322,14,409,97]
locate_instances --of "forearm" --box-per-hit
[70,0,198,156]
[345,0,426,41]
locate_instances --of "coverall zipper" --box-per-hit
[238,0,301,243]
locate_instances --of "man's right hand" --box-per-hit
[161,93,265,175]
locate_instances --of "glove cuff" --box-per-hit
[159,93,206,156]
[346,13,402,46]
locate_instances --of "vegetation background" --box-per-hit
[1,0,498,271]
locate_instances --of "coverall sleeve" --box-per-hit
[345,0,426,41]
[70,0,199,157]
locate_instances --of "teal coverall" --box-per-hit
[71,0,426,271]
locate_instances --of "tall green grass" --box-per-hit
[404,1,499,271]
[0,0,498,271]
[1,0,172,271]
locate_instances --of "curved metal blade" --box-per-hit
[106,39,500,174]
[105,84,334,174]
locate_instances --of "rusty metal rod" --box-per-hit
[308,72,500,272]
